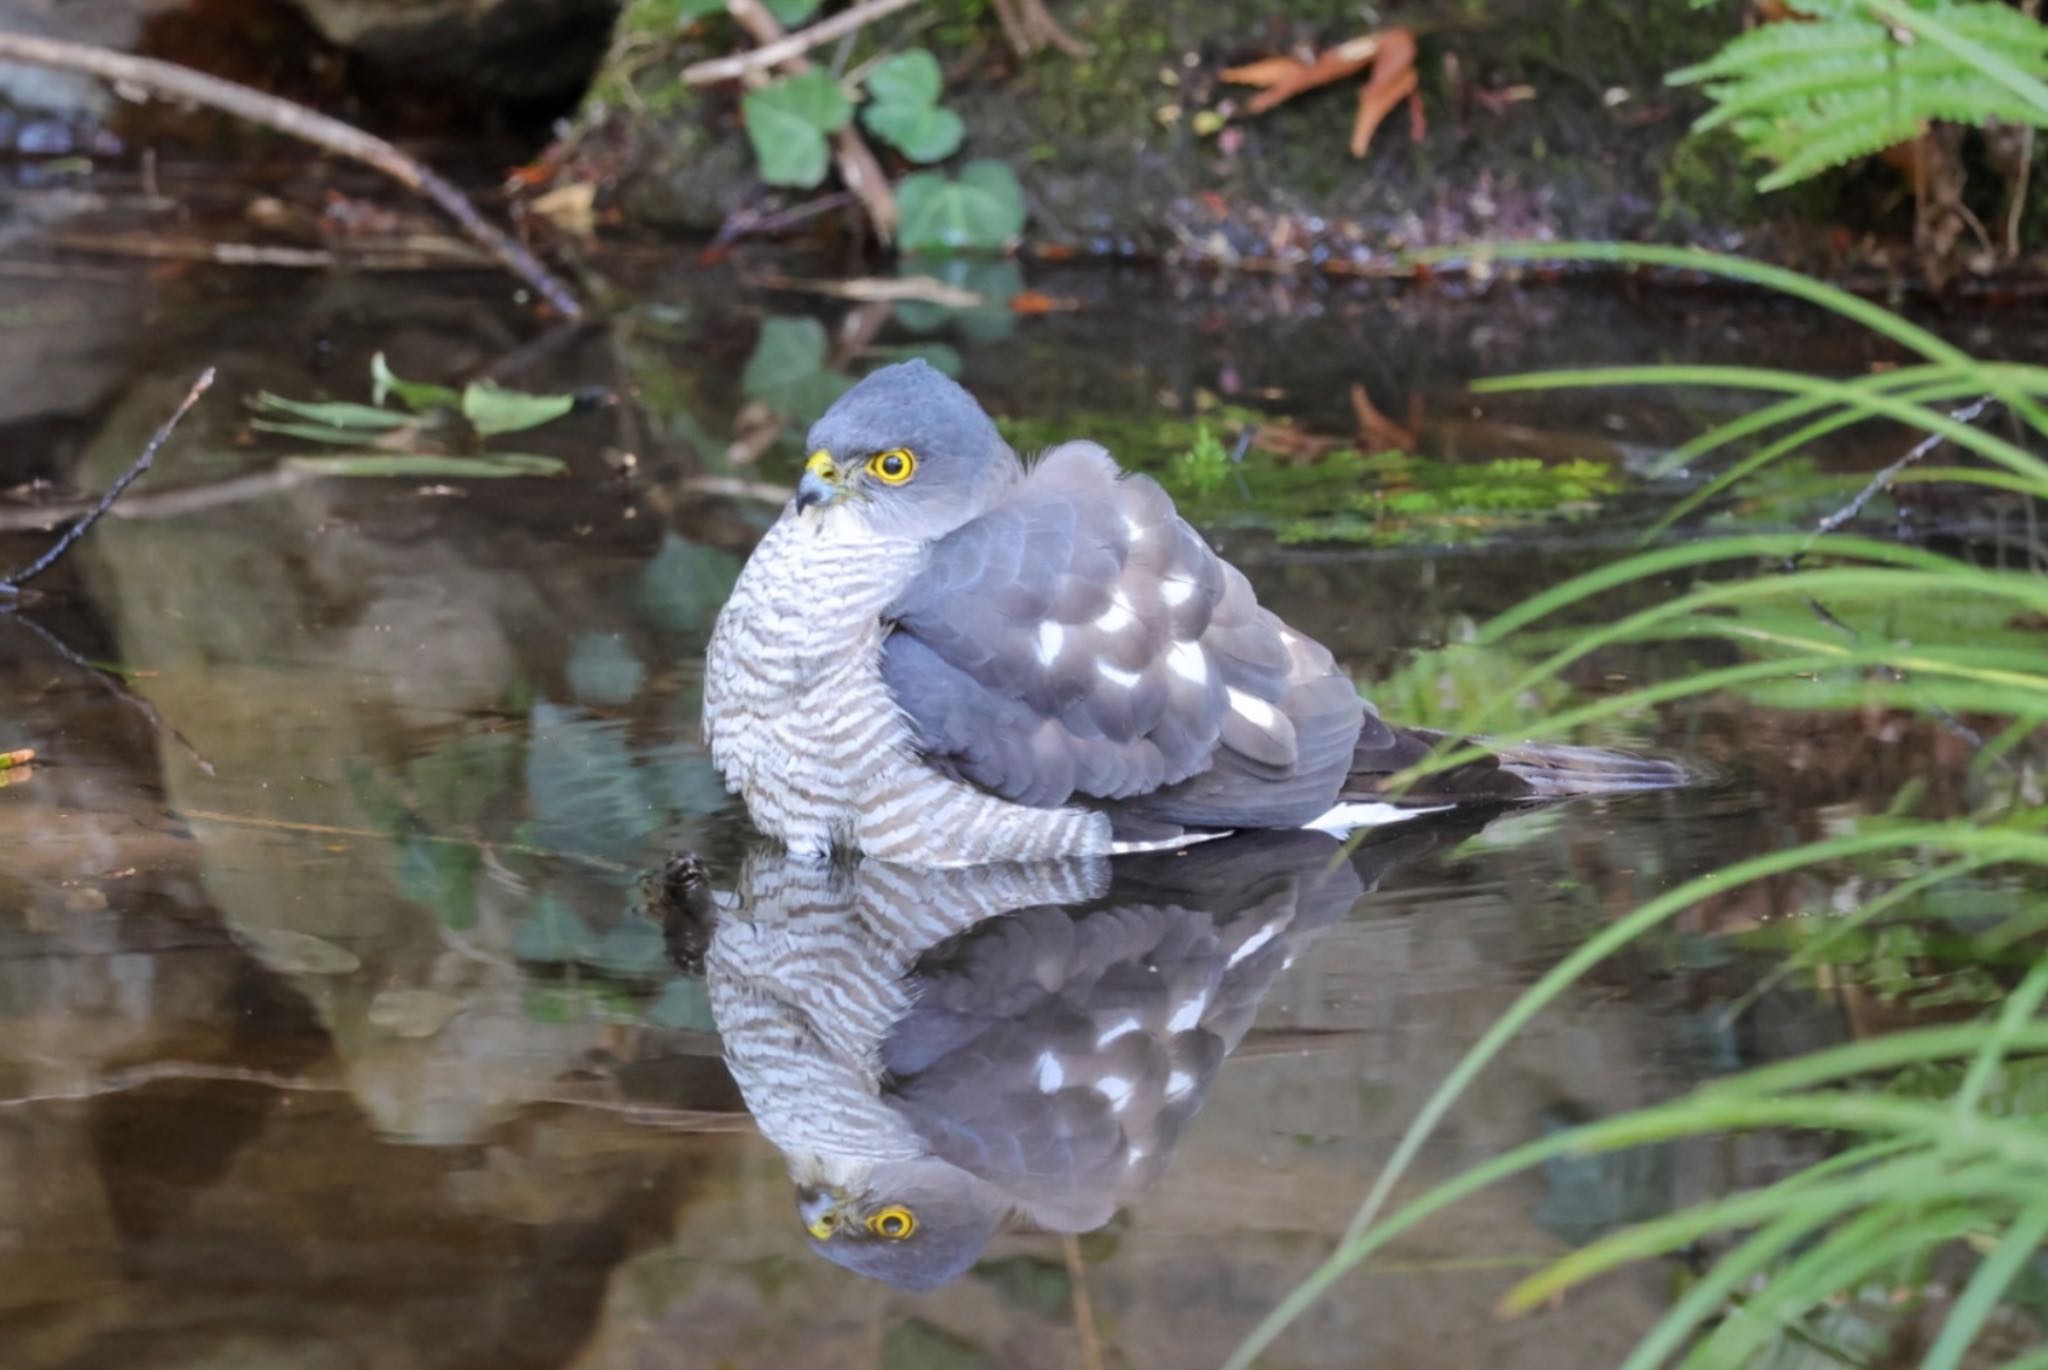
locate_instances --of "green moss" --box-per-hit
[997,406,1627,547]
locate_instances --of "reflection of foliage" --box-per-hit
[247,353,581,475]
[895,258,1022,342]
[742,316,851,426]
[638,533,743,636]
[897,161,1028,253]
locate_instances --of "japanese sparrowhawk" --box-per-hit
[703,361,1681,867]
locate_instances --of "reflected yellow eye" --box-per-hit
[867,1205,916,1240]
[867,448,916,484]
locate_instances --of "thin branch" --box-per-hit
[6,613,218,775]
[0,32,584,321]
[2,366,213,595]
[1783,395,2004,762]
[680,0,923,85]
[720,0,899,240]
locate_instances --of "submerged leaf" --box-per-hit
[282,453,566,478]
[371,352,461,411]
[235,925,362,975]
[460,381,578,436]
[251,393,415,430]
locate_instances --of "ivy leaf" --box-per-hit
[743,71,854,188]
[865,48,945,108]
[862,101,965,163]
[897,160,1027,252]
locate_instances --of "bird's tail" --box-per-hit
[1342,723,1688,807]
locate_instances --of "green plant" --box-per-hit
[244,353,578,477]
[1673,0,2048,191]
[896,160,1028,252]
[1226,240,2048,1370]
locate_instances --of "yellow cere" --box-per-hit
[805,449,836,478]
[867,448,916,484]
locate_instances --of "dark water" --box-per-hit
[0,216,2029,1368]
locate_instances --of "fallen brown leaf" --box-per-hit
[1009,290,1080,314]
[1233,34,1384,116]
[1351,29,1418,159]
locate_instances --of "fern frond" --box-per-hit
[1674,0,2048,193]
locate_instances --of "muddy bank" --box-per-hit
[602,0,1861,269]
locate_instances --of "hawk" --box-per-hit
[670,827,1468,1291]
[704,361,1681,867]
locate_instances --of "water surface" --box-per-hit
[0,218,2025,1368]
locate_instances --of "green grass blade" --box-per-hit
[1700,1022,2048,1101]
[1508,1150,1968,1313]
[1477,533,1965,642]
[1953,958,2048,1121]
[1617,1139,1927,1370]
[1474,366,2048,489]
[1641,376,2016,539]
[1717,857,1996,1025]
[1640,362,1957,478]
[1922,1198,2048,1370]
[1221,1092,2048,1370]
[1404,241,2048,439]
[1685,1204,1992,1370]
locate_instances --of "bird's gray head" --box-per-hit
[796,360,1021,541]
[797,1157,1009,1292]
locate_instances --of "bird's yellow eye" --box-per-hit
[867,1205,916,1240]
[867,448,916,484]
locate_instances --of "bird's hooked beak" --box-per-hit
[795,449,842,512]
[797,1183,846,1240]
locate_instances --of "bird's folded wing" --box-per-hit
[882,441,1304,811]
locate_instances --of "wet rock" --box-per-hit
[281,0,618,99]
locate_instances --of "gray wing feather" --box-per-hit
[884,441,1364,825]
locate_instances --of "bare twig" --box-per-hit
[2,367,214,596]
[720,0,899,241]
[0,32,584,321]
[742,270,984,306]
[681,0,923,85]
[1788,395,1996,569]
[1785,395,2003,762]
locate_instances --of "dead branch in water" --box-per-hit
[0,31,585,321]
[681,0,923,85]
[720,0,899,241]
[2,367,214,597]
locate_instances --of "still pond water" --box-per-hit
[1,223,2036,1368]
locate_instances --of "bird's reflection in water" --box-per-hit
[663,821,1484,1291]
